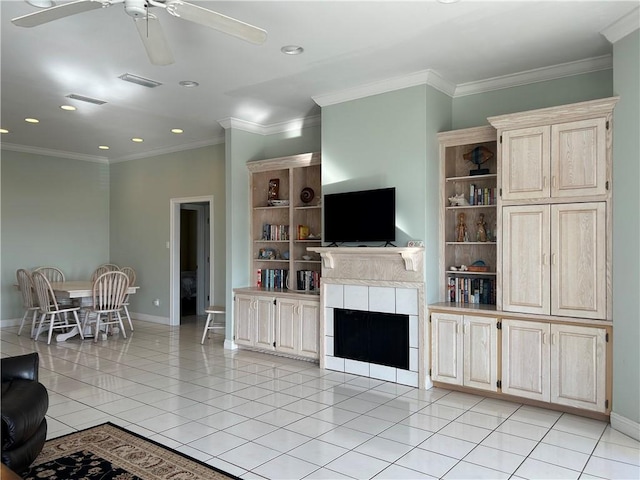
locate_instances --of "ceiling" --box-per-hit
[1,0,637,162]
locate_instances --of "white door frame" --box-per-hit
[170,196,214,326]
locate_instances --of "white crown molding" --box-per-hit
[312,69,456,107]
[109,137,224,164]
[218,115,322,135]
[1,142,109,163]
[454,55,613,97]
[601,7,640,44]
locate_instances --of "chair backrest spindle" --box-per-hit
[16,269,37,309]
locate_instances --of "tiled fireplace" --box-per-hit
[308,247,430,389]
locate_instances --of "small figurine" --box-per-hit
[456,212,467,242]
[476,213,488,242]
[448,193,469,206]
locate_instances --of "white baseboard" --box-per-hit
[611,411,640,442]
[1,318,21,329]
[224,339,238,350]
[130,312,170,325]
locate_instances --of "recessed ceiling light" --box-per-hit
[131,137,144,143]
[60,105,77,111]
[0,128,9,134]
[98,145,110,150]
[281,45,304,55]
[171,128,184,134]
[26,1,55,7]
[25,118,39,123]
[179,80,199,88]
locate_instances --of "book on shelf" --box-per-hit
[262,224,289,241]
[468,185,497,206]
[256,268,289,290]
[447,276,496,305]
[297,270,320,292]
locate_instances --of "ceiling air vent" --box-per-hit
[118,73,162,88]
[65,94,107,105]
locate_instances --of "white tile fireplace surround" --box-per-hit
[308,247,430,389]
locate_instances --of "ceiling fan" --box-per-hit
[11,0,268,66]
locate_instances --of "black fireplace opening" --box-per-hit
[334,308,409,370]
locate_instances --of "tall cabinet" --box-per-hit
[430,98,617,415]
[234,152,322,360]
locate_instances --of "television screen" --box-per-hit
[323,187,396,244]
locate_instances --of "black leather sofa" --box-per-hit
[1,353,49,473]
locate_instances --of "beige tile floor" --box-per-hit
[1,318,639,479]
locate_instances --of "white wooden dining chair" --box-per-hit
[33,266,65,283]
[91,266,111,282]
[32,271,83,345]
[97,263,120,271]
[83,271,129,343]
[119,266,136,332]
[16,269,39,338]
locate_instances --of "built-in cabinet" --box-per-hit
[502,202,606,319]
[234,152,322,361]
[234,290,320,359]
[430,97,617,416]
[431,312,498,392]
[437,126,498,305]
[502,319,607,412]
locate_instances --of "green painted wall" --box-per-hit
[612,29,640,427]
[453,69,614,129]
[321,85,451,303]
[0,150,109,320]
[109,144,226,320]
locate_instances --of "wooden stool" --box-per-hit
[201,305,225,344]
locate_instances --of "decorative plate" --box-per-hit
[300,187,315,203]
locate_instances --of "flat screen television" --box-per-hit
[323,187,396,244]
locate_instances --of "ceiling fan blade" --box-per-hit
[165,0,267,45]
[133,15,174,66]
[12,0,106,27]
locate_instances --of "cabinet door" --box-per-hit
[550,324,607,412]
[254,296,275,350]
[234,295,254,347]
[501,126,550,200]
[551,118,607,198]
[275,298,298,355]
[502,205,550,315]
[298,300,320,359]
[463,316,498,392]
[551,203,606,319]
[431,313,463,386]
[502,319,550,402]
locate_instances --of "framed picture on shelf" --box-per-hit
[258,248,278,260]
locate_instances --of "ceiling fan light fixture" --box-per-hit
[281,45,304,55]
[179,80,199,88]
[119,73,162,88]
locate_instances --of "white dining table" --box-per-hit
[48,281,139,342]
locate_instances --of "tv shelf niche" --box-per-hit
[438,125,497,306]
[247,152,322,293]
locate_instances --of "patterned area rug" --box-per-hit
[21,422,238,480]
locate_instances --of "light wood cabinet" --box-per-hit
[503,202,606,319]
[497,110,611,202]
[234,290,319,359]
[502,319,607,412]
[275,297,320,359]
[234,293,275,351]
[431,312,498,392]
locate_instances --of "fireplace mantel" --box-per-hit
[307,247,424,284]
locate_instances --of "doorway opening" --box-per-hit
[170,196,214,326]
